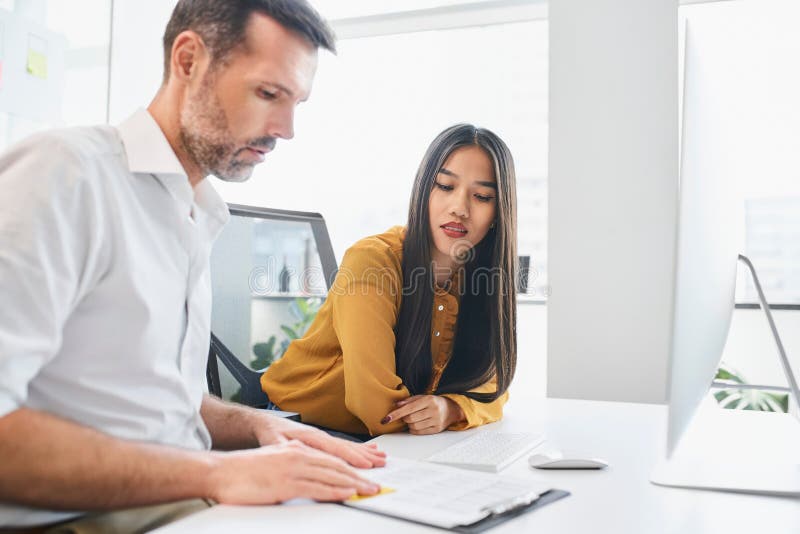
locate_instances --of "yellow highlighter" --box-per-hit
[347,487,395,501]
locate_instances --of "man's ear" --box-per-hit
[169,30,208,83]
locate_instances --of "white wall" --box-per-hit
[108,0,176,122]
[512,303,548,399]
[548,0,679,403]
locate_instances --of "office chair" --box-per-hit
[207,331,270,407]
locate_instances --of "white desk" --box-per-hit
[154,397,800,533]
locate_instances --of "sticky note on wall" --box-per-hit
[26,50,47,79]
[26,33,47,80]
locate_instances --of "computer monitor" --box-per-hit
[650,23,800,496]
[209,204,338,400]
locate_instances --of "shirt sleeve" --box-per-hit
[441,374,509,431]
[0,135,103,417]
[330,243,410,436]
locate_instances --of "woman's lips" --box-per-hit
[441,224,468,238]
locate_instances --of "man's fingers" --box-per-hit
[346,443,387,468]
[299,449,380,494]
[366,447,387,466]
[283,458,378,500]
[290,480,357,503]
[355,445,387,467]
[293,431,369,468]
[271,433,289,444]
[286,428,387,468]
[298,462,379,495]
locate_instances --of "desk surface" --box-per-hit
[154,396,800,533]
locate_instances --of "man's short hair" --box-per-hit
[162,0,336,83]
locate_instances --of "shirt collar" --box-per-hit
[117,108,186,177]
[195,179,231,239]
[117,108,230,236]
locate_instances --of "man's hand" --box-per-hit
[382,395,465,435]
[200,395,386,468]
[207,439,380,504]
[252,412,387,469]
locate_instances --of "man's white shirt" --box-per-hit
[0,109,230,527]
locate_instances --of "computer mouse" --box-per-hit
[528,451,608,470]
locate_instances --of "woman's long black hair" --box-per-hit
[394,124,518,402]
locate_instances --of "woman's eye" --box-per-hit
[475,194,495,203]
[435,181,454,192]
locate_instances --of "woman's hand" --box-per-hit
[382,395,466,435]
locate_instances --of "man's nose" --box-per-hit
[266,106,295,140]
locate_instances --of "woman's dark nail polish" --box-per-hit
[381,416,391,424]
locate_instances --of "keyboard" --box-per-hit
[426,431,546,472]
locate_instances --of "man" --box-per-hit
[0,1,384,531]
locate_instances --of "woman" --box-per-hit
[261,124,517,438]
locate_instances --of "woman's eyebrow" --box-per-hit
[438,167,497,189]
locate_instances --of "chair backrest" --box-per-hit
[206,204,338,406]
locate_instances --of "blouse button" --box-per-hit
[438,305,444,311]
[434,331,440,337]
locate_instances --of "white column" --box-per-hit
[547,0,678,403]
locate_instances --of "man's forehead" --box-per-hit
[242,13,317,59]
[234,12,318,96]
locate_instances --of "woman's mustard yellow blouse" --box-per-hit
[260,226,507,436]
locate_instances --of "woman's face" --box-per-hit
[428,145,497,268]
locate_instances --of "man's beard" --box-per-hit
[179,76,275,182]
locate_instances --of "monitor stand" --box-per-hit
[651,255,800,496]
[650,407,800,496]
[725,255,800,414]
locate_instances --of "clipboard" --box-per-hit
[343,488,570,532]
[342,458,570,532]
[452,489,571,533]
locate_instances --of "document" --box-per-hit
[343,458,554,530]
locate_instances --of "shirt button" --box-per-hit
[435,331,440,337]
[438,305,444,311]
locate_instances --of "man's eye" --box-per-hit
[259,90,277,100]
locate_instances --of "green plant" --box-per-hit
[713,362,789,413]
[230,297,322,403]
[251,336,279,370]
[250,297,322,370]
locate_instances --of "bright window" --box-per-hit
[215,16,550,298]
[314,0,509,20]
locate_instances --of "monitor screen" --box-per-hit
[664,20,742,458]
[652,22,800,497]
[209,207,335,400]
